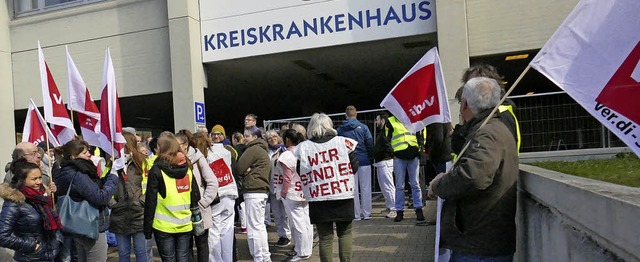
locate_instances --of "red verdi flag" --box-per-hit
[530,0,640,156]
[38,42,76,144]
[22,99,60,147]
[66,46,101,148]
[380,47,451,132]
[98,48,126,163]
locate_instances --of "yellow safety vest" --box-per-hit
[498,105,521,154]
[141,155,157,195]
[385,117,419,152]
[152,169,193,233]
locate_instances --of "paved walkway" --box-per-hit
[108,195,436,261]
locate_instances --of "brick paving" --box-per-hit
[108,195,436,261]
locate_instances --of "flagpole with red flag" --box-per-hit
[380,47,451,132]
[66,46,102,148]
[38,41,76,145]
[98,48,126,169]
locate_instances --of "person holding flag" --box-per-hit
[428,77,519,261]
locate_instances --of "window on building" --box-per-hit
[14,0,105,16]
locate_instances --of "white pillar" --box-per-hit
[167,0,207,132]
[436,0,469,124]
[0,1,16,181]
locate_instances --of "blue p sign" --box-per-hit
[195,102,205,124]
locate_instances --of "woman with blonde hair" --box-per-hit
[143,132,200,262]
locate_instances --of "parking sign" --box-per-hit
[194,102,205,124]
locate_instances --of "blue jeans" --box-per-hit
[394,157,422,211]
[115,232,148,262]
[450,252,513,262]
[154,230,192,262]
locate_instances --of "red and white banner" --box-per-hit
[38,42,76,144]
[530,0,640,156]
[66,46,102,148]
[22,99,60,147]
[380,47,451,132]
[98,48,126,164]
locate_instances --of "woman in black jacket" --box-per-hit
[54,140,118,262]
[0,159,62,262]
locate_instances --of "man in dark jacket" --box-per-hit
[337,105,374,220]
[372,111,397,218]
[429,77,518,261]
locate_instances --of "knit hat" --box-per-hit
[211,124,226,136]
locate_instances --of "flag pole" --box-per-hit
[44,123,55,207]
[69,108,75,126]
[448,65,531,171]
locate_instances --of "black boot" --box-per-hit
[394,210,404,222]
[416,208,425,221]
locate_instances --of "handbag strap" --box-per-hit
[65,172,78,197]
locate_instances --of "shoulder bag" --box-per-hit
[56,173,100,239]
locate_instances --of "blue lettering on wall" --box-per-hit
[203,1,433,52]
[418,1,432,20]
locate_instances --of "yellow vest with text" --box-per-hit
[152,169,193,233]
[141,155,158,195]
[386,117,419,152]
[498,105,521,153]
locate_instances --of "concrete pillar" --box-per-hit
[0,2,16,180]
[436,0,470,124]
[167,0,207,132]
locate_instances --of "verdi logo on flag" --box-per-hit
[530,0,640,155]
[380,47,450,132]
[596,42,640,125]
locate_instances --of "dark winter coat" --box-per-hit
[337,118,374,166]
[236,139,271,194]
[426,123,453,163]
[0,183,60,262]
[373,126,394,163]
[431,110,519,256]
[108,160,145,235]
[54,160,118,209]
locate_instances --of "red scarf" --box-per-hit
[20,185,62,231]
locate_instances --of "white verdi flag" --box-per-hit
[98,48,126,167]
[38,41,76,144]
[22,99,60,147]
[530,0,640,156]
[66,46,102,148]
[380,47,450,132]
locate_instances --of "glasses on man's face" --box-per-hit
[24,151,40,157]
[244,118,255,122]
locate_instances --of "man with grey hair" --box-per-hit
[428,77,519,261]
[3,142,43,183]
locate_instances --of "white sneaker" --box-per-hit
[290,256,310,261]
[386,211,397,218]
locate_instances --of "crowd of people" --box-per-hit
[0,64,520,262]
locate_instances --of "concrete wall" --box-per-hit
[0,0,16,180]
[466,0,579,56]
[518,165,640,261]
[10,0,171,109]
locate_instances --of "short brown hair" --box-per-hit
[345,105,357,118]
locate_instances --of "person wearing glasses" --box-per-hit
[3,142,44,184]
[244,114,258,128]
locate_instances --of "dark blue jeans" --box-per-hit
[153,230,192,262]
[450,252,513,262]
